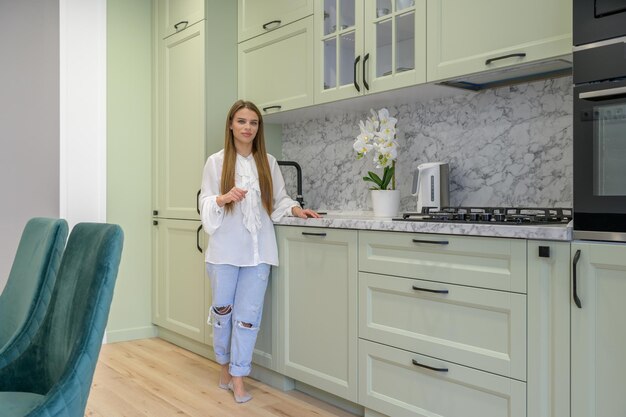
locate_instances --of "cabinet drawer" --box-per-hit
[359,272,526,380]
[238,17,314,114]
[238,0,313,42]
[359,339,526,417]
[157,0,205,39]
[359,230,527,293]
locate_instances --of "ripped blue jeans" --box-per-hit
[205,262,270,377]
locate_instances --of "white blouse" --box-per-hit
[199,150,299,266]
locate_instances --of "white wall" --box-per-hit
[0,0,107,292]
[59,0,107,228]
[0,0,60,290]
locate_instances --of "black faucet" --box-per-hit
[277,160,304,208]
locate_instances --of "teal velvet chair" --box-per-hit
[0,223,124,417]
[0,218,68,363]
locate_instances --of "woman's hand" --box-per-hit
[217,187,247,207]
[291,206,321,219]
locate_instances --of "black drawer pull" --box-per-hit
[412,239,449,245]
[302,232,327,237]
[363,53,370,91]
[262,19,281,30]
[262,105,282,112]
[174,21,188,31]
[353,55,361,92]
[412,359,448,373]
[485,52,526,66]
[196,189,201,215]
[412,285,449,294]
[196,225,203,253]
[572,249,582,308]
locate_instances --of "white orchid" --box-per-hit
[353,108,399,190]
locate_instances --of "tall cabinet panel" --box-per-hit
[155,22,205,220]
[571,241,626,417]
[527,241,570,417]
[152,0,237,353]
[153,218,206,343]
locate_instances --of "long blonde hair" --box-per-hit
[220,100,273,215]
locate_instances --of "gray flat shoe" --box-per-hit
[227,381,252,403]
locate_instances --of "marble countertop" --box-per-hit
[275,211,573,241]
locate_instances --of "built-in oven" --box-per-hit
[574,0,626,46]
[573,38,626,241]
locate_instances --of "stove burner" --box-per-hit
[396,207,572,225]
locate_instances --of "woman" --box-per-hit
[199,100,319,403]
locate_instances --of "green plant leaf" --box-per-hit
[380,166,395,190]
[362,176,382,189]
[367,171,383,185]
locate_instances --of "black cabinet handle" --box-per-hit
[573,249,582,308]
[412,238,449,245]
[174,21,188,31]
[412,359,448,372]
[262,20,281,30]
[196,189,201,215]
[262,105,282,112]
[354,55,361,92]
[485,52,526,66]
[412,285,449,294]
[153,210,159,216]
[302,232,327,237]
[196,225,203,253]
[363,53,370,91]
[153,220,158,226]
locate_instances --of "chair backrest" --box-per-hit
[0,218,68,357]
[0,222,123,416]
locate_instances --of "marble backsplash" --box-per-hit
[280,76,573,212]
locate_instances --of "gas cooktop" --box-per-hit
[394,207,572,225]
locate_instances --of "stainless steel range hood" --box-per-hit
[437,57,572,91]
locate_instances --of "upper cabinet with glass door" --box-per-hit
[315,0,426,104]
[157,0,205,39]
[238,0,314,42]
[426,0,572,82]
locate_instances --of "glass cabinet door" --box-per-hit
[315,0,364,103]
[363,0,426,92]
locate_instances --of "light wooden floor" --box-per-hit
[86,338,356,417]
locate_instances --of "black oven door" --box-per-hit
[574,0,626,45]
[574,79,626,241]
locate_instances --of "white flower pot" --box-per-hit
[371,190,400,217]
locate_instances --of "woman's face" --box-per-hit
[230,107,259,150]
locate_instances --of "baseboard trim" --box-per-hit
[105,325,158,343]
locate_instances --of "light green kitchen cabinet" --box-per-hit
[238,17,314,115]
[315,0,426,104]
[359,338,527,417]
[154,21,205,220]
[571,241,626,417]
[527,241,570,417]
[153,218,206,343]
[238,0,313,42]
[275,226,358,402]
[426,0,572,82]
[359,230,527,293]
[157,0,204,39]
[359,271,526,380]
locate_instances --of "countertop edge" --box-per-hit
[274,216,573,241]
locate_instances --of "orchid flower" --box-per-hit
[353,108,399,190]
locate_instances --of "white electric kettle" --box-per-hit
[411,162,450,212]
